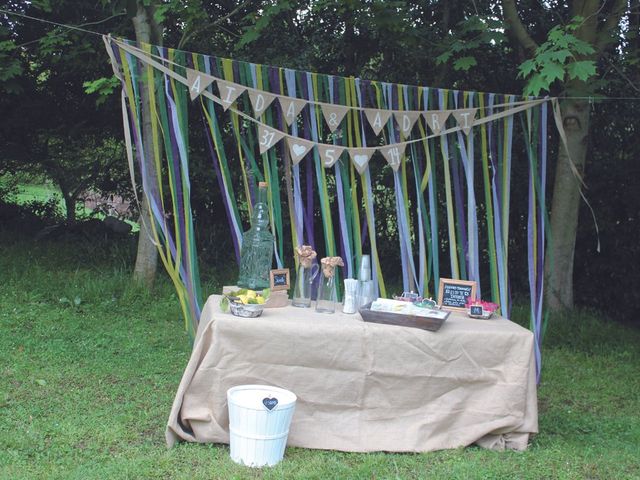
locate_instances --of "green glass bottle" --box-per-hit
[237,182,274,290]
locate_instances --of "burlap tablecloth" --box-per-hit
[166,295,537,452]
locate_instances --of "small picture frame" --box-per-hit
[437,278,477,312]
[470,305,484,316]
[269,268,290,291]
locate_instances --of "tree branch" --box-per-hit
[178,0,254,49]
[501,0,538,55]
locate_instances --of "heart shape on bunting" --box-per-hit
[286,137,315,165]
[317,144,345,168]
[262,397,278,411]
[349,147,376,174]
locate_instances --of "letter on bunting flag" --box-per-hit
[217,79,245,110]
[393,111,420,138]
[424,110,450,135]
[249,90,276,117]
[452,108,478,135]
[278,97,307,126]
[186,68,215,101]
[364,108,392,136]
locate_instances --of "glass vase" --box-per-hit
[292,264,319,308]
[316,274,338,314]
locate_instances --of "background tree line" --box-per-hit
[1,0,638,323]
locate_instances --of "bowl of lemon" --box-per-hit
[221,289,267,318]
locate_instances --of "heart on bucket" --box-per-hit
[262,397,278,411]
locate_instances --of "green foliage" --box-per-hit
[518,17,597,96]
[237,1,293,48]
[0,231,639,479]
[83,76,120,105]
[435,15,506,72]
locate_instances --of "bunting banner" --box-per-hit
[104,35,559,381]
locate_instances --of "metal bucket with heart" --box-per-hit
[226,384,297,467]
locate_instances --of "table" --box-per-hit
[166,295,538,452]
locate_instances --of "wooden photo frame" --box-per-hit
[269,268,290,291]
[437,278,477,312]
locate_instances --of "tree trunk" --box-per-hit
[545,98,590,310]
[63,192,77,224]
[130,3,162,287]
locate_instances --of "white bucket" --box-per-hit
[227,384,297,467]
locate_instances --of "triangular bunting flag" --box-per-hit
[286,137,315,165]
[257,124,285,154]
[452,108,478,135]
[380,143,407,172]
[217,79,246,111]
[348,147,376,174]
[321,104,348,132]
[393,111,421,138]
[248,90,276,117]
[186,68,215,101]
[364,108,392,136]
[424,110,450,135]
[317,144,345,168]
[278,97,307,126]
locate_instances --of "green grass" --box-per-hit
[0,229,639,479]
[1,177,138,230]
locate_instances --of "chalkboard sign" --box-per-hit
[269,269,290,291]
[470,305,483,316]
[437,278,477,312]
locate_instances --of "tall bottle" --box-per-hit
[357,254,375,308]
[237,182,274,290]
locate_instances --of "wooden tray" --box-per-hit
[359,303,449,332]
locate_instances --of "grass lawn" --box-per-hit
[1,178,138,231]
[0,228,639,479]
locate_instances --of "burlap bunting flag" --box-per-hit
[424,110,450,135]
[249,90,276,117]
[257,124,285,154]
[394,111,421,138]
[364,108,392,136]
[317,144,345,168]
[380,143,407,172]
[217,79,245,111]
[186,68,215,101]
[349,147,376,174]
[452,108,478,135]
[286,137,315,165]
[321,104,348,133]
[279,97,307,126]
